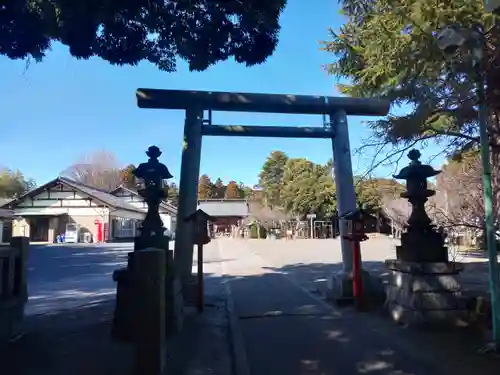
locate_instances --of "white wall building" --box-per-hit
[1,178,177,243]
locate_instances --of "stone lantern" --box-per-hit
[392,149,447,263]
[133,145,173,250]
[385,149,466,326]
[112,146,183,343]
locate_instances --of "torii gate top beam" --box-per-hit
[136,88,390,116]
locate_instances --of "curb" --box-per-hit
[223,279,251,375]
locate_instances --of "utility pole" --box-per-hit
[436,23,500,350]
[476,51,500,349]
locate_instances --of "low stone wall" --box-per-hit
[0,237,29,345]
[385,260,468,326]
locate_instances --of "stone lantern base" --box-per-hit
[385,260,468,326]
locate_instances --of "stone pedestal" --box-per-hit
[385,260,467,326]
[165,250,184,335]
[112,243,184,341]
[133,248,166,375]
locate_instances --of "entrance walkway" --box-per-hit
[216,239,499,375]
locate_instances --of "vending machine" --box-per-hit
[64,223,80,243]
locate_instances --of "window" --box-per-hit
[114,218,135,238]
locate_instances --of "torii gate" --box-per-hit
[136,88,389,297]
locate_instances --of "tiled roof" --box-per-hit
[197,200,249,217]
[2,177,144,213]
[60,178,143,212]
[109,185,177,215]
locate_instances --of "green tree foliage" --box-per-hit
[0,168,36,198]
[238,182,251,199]
[280,159,336,218]
[119,164,137,189]
[249,222,267,239]
[193,153,404,218]
[2,0,287,72]
[322,1,499,157]
[355,178,405,210]
[213,178,226,199]
[198,174,214,200]
[258,151,289,208]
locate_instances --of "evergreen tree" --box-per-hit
[258,151,289,208]
[355,178,405,211]
[322,1,496,159]
[2,0,287,72]
[213,178,226,199]
[0,168,36,198]
[119,164,137,189]
[281,158,336,218]
[322,0,500,223]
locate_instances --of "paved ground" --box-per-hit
[4,237,498,375]
[233,235,497,296]
[214,237,500,375]
[26,243,133,315]
[4,240,231,375]
[26,242,172,315]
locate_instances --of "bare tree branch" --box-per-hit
[60,150,122,191]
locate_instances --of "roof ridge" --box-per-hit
[60,177,114,193]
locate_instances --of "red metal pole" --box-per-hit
[352,239,363,309]
[197,243,204,313]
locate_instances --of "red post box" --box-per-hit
[95,219,103,243]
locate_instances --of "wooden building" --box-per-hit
[1,177,177,243]
[197,199,249,234]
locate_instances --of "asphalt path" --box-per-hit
[213,238,499,375]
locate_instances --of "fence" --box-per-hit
[0,236,29,344]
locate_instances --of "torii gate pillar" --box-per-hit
[174,107,204,281]
[330,110,356,273]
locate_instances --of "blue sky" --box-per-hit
[0,0,444,187]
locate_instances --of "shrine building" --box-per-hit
[197,199,249,233]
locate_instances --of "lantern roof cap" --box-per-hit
[393,149,440,180]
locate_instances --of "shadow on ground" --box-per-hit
[26,244,132,314]
[206,260,499,375]
[1,300,134,375]
[2,258,498,375]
